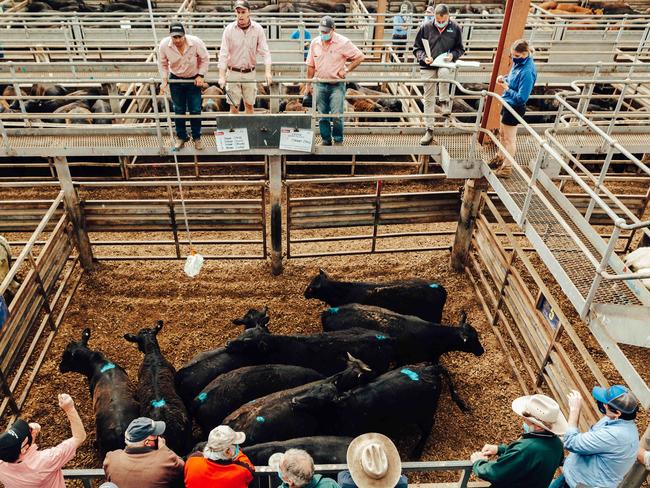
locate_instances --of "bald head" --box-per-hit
[280,449,315,488]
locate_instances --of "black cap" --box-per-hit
[319,16,336,31]
[169,22,185,36]
[234,0,250,10]
[0,419,30,463]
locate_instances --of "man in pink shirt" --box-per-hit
[306,16,364,146]
[218,0,272,114]
[0,393,86,488]
[158,22,210,150]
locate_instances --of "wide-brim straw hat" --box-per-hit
[347,433,402,488]
[512,394,568,435]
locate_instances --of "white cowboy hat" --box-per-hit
[347,433,402,488]
[511,394,568,435]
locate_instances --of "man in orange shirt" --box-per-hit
[185,425,255,488]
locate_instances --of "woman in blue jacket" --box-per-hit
[489,39,537,178]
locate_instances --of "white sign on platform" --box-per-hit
[215,128,250,152]
[279,127,314,152]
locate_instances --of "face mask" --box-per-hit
[522,422,531,433]
[597,401,606,414]
[512,56,525,65]
[434,20,448,29]
[321,32,331,41]
[231,445,240,458]
[278,468,286,483]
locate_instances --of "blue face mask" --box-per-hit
[278,468,286,483]
[512,56,526,65]
[232,445,240,458]
[434,20,448,29]
[321,32,332,42]
[522,422,531,433]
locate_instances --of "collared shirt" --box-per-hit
[0,438,77,488]
[103,445,185,488]
[563,417,639,488]
[218,20,272,71]
[502,56,537,107]
[306,32,363,81]
[158,35,210,79]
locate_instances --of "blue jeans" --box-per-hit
[315,82,345,143]
[549,474,569,488]
[169,74,202,140]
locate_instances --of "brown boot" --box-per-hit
[488,154,504,169]
[194,138,204,150]
[174,138,188,150]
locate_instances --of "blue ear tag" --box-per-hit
[255,416,265,423]
[100,362,116,373]
[151,399,167,408]
[376,335,387,340]
[429,283,439,289]
[400,368,420,381]
[328,307,340,314]
[197,392,208,403]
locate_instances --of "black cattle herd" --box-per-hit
[58,269,485,463]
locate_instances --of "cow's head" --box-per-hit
[59,328,93,374]
[304,268,330,299]
[291,383,339,411]
[457,312,484,356]
[232,307,270,332]
[334,353,374,390]
[225,325,271,354]
[124,320,163,354]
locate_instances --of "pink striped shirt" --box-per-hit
[158,35,210,79]
[307,32,363,81]
[218,20,272,71]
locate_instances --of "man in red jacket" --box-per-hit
[185,425,255,488]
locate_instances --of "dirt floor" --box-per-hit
[16,249,526,482]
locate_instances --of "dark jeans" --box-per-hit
[315,82,345,143]
[392,34,408,60]
[169,74,202,140]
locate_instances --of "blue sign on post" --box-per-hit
[537,294,560,330]
[0,295,8,331]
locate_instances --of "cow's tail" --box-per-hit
[437,364,470,413]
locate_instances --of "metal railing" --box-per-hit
[63,461,478,488]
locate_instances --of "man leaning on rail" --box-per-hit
[412,3,465,146]
[158,22,210,151]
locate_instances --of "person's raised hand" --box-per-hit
[58,393,75,412]
[568,390,583,412]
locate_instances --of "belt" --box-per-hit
[229,66,255,73]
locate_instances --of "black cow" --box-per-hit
[321,306,484,362]
[224,356,374,445]
[175,308,271,403]
[304,269,447,323]
[192,364,323,434]
[225,325,398,377]
[190,436,353,465]
[124,321,193,455]
[291,363,468,457]
[59,328,140,458]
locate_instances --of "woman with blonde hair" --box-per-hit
[489,39,537,177]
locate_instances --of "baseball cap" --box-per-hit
[205,425,246,453]
[125,417,166,443]
[234,0,250,10]
[319,16,336,32]
[592,385,639,414]
[0,419,30,462]
[169,22,185,36]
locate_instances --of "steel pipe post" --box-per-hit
[269,155,283,275]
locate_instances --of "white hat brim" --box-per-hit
[346,433,402,488]
[512,396,568,436]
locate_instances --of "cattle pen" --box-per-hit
[2,0,650,487]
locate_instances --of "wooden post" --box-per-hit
[53,157,94,271]
[450,178,486,272]
[269,155,283,275]
[479,0,531,141]
[373,0,388,57]
[619,424,649,488]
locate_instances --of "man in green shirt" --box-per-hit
[470,394,566,488]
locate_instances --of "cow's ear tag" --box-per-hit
[400,368,420,381]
